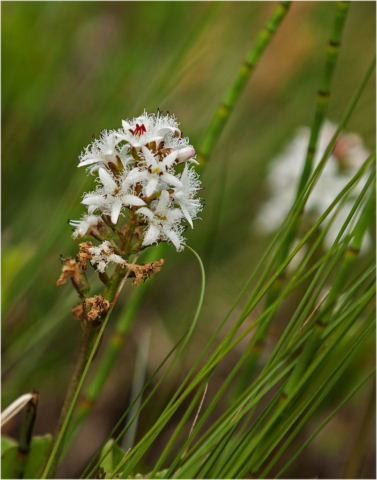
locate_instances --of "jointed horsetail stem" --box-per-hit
[297,0,350,194]
[197,1,291,166]
[233,2,351,395]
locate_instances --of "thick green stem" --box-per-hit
[197,1,291,167]
[297,0,350,193]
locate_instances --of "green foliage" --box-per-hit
[1,435,52,479]
[98,439,128,478]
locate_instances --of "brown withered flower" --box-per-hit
[57,257,81,286]
[85,295,110,321]
[127,259,165,286]
[77,241,93,269]
[71,303,86,321]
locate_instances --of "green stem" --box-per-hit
[232,1,355,394]
[46,322,99,478]
[343,376,376,479]
[275,368,376,479]
[63,280,150,451]
[42,254,140,479]
[197,1,291,167]
[283,184,375,400]
[297,0,350,194]
[46,213,141,477]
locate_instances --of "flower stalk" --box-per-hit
[44,112,203,477]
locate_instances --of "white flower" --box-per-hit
[74,112,203,250]
[172,164,203,228]
[82,168,145,224]
[254,120,371,251]
[78,131,124,173]
[119,114,180,151]
[137,190,185,251]
[89,241,126,273]
[126,146,183,197]
[118,112,196,156]
[78,111,197,174]
[69,214,102,239]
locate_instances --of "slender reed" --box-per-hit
[283,183,375,401]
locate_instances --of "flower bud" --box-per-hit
[176,146,196,164]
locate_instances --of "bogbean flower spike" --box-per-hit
[70,110,202,255]
[60,110,203,321]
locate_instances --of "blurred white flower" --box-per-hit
[254,120,371,250]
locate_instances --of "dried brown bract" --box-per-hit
[57,257,81,286]
[128,259,165,286]
[85,295,110,321]
[72,303,86,321]
[77,241,93,269]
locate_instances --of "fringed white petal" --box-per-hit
[180,204,193,228]
[137,207,154,220]
[156,190,170,214]
[164,228,181,251]
[156,126,180,136]
[82,195,104,206]
[145,177,159,197]
[162,150,178,169]
[99,168,117,191]
[142,224,160,246]
[161,172,183,188]
[123,195,146,206]
[111,203,122,224]
[78,158,98,167]
[141,146,155,163]
[126,168,148,184]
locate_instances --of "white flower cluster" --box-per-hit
[254,120,371,249]
[70,111,203,252]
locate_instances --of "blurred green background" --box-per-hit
[2,2,376,478]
